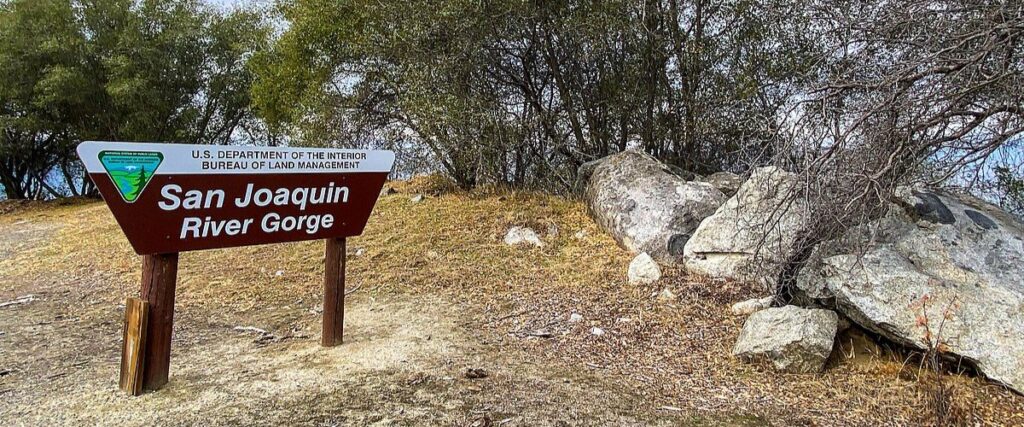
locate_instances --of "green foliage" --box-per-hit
[0,0,269,199]
[252,0,818,190]
[995,166,1024,218]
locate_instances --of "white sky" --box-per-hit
[207,0,267,10]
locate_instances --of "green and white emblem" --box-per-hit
[98,150,163,203]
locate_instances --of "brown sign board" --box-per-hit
[78,141,393,394]
[78,141,395,255]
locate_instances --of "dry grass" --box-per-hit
[1,176,1022,426]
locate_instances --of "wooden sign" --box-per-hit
[78,141,395,394]
[78,141,394,254]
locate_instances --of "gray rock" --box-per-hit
[664,164,700,181]
[410,194,425,203]
[574,157,610,194]
[584,150,727,265]
[733,305,838,373]
[698,172,744,196]
[836,316,852,333]
[627,252,662,285]
[683,166,810,287]
[730,296,775,316]
[503,226,544,247]
[795,187,1024,393]
[656,288,677,302]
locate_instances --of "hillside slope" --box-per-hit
[1,179,1022,426]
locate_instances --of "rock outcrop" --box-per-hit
[683,166,810,286]
[584,150,726,264]
[796,187,1024,393]
[698,172,743,196]
[733,305,838,373]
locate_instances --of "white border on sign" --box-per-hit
[77,141,396,175]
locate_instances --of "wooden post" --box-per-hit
[322,237,346,347]
[119,297,149,396]
[138,253,179,391]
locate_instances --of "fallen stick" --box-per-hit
[233,326,269,335]
[482,308,536,326]
[0,295,36,308]
[344,283,362,296]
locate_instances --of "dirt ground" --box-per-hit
[1,183,1022,426]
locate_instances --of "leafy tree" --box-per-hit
[251,0,817,190]
[0,0,269,199]
[0,0,85,199]
[995,166,1024,218]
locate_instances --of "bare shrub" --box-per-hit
[760,0,1024,289]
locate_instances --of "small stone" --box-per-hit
[465,368,488,379]
[410,194,425,203]
[503,226,544,247]
[730,296,774,316]
[590,327,605,336]
[568,313,583,323]
[380,186,397,196]
[354,248,366,257]
[627,252,662,284]
[274,270,284,277]
[657,288,677,302]
[573,230,588,240]
[733,306,838,373]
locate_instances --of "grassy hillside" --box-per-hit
[1,177,1021,426]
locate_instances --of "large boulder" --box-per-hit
[796,187,1024,393]
[733,305,838,373]
[683,166,810,286]
[584,150,726,265]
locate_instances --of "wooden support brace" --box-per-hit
[322,237,346,347]
[119,297,149,396]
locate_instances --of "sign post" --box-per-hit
[322,237,346,346]
[78,141,394,394]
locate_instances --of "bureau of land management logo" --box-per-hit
[98,150,164,203]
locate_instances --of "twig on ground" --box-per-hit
[479,308,536,326]
[345,283,363,296]
[0,295,37,308]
